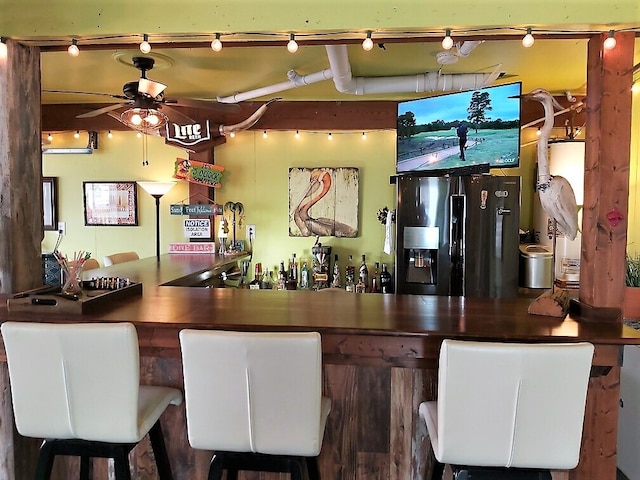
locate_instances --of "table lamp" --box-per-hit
[137,181,176,261]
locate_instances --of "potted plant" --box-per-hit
[624,253,640,319]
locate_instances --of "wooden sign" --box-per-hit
[168,242,216,254]
[170,204,223,215]
[173,158,224,188]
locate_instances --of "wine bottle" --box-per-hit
[358,254,369,293]
[345,255,355,292]
[380,263,393,293]
[371,261,380,293]
[300,261,310,289]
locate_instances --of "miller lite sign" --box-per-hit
[166,120,212,147]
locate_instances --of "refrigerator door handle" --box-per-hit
[497,207,512,215]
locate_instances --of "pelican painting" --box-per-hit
[522,88,579,240]
[289,167,359,237]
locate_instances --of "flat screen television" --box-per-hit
[396,82,522,175]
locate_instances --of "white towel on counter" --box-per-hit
[383,210,394,255]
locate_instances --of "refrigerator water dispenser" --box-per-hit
[403,226,439,285]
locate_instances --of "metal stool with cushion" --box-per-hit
[103,251,139,266]
[179,329,331,480]
[1,321,183,480]
[419,339,594,480]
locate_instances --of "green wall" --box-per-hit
[43,111,640,272]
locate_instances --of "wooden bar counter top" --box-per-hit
[1,254,639,480]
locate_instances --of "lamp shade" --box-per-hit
[137,181,176,196]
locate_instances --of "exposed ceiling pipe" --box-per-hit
[325,44,501,95]
[217,69,333,103]
[217,43,501,104]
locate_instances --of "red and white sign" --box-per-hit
[168,242,216,254]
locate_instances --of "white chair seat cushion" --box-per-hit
[135,386,183,443]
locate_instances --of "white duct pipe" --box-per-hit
[456,40,483,57]
[324,44,501,95]
[217,69,333,103]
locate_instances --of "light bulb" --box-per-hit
[47,133,53,142]
[140,34,151,54]
[328,132,333,141]
[263,130,268,138]
[211,33,223,52]
[287,34,298,53]
[107,130,113,139]
[229,131,235,138]
[522,28,535,48]
[536,127,541,137]
[68,39,79,57]
[74,130,80,139]
[137,132,142,138]
[442,29,454,50]
[362,31,374,51]
[145,114,159,125]
[362,132,367,140]
[0,37,7,59]
[295,130,300,139]
[131,113,143,125]
[603,30,617,50]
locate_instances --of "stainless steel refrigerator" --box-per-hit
[395,174,520,298]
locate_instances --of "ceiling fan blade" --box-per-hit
[161,104,195,124]
[167,97,241,112]
[43,89,129,101]
[138,78,167,98]
[76,103,129,118]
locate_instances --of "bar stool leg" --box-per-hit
[148,420,173,480]
[79,455,91,480]
[112,448,132,480]
[306,456,320,480]
[34,440,56,480]
[207,452,225,480]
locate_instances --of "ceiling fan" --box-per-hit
[44,56,239,134]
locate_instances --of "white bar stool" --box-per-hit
[179,329,331,480]
[1,321,183,480]
[419,339,594,480]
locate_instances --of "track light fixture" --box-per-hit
[362,31,374,51]
[67,39,79,57]
[140,34,151,54]
[442,29,454,50]
[522,27,535,48]
[603,30,617,50]
[287,33,298,53]
[211,33,223,52]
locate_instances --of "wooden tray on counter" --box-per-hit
[7,283,143,314]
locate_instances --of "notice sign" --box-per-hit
[183,219,211,238]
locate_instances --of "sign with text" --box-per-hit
[173,158,224,188]
[169,242,216,254]
[183,218,211,238]
[165,120,212,147]
[170,204,223,216]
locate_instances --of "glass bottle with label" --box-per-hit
[371,261,380,293]
[288,253,298,289]
[300,261,310,289]
[358,254,369,293]
[345,255,355,292]
[331,254,341,288]
[380,264,393,293]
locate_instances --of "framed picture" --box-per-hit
[83,181,138,226]
[43,177,57,231]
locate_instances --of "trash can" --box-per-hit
[519,244,553,289]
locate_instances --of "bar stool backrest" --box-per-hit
[1,322,140,443]
[103,251,139,266]
[429,340,594,470]
[180,330,324,456]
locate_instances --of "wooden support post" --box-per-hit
[580,32,635,315]
[0,40,43,294]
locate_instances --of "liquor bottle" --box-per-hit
[260,269,272,290]
[287,253,298,289]
[300,261,310,289]
[359,254,369,293]
[380,263,393,293]
[249,262,262,289]
[331,254,341,288]
[277,261,288,290]
[371,262,380,293]
[345,255,355,292]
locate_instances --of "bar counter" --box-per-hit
[2,254,639,480]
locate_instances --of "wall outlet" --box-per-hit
[246,224,256,240]
[57,221,66,235]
